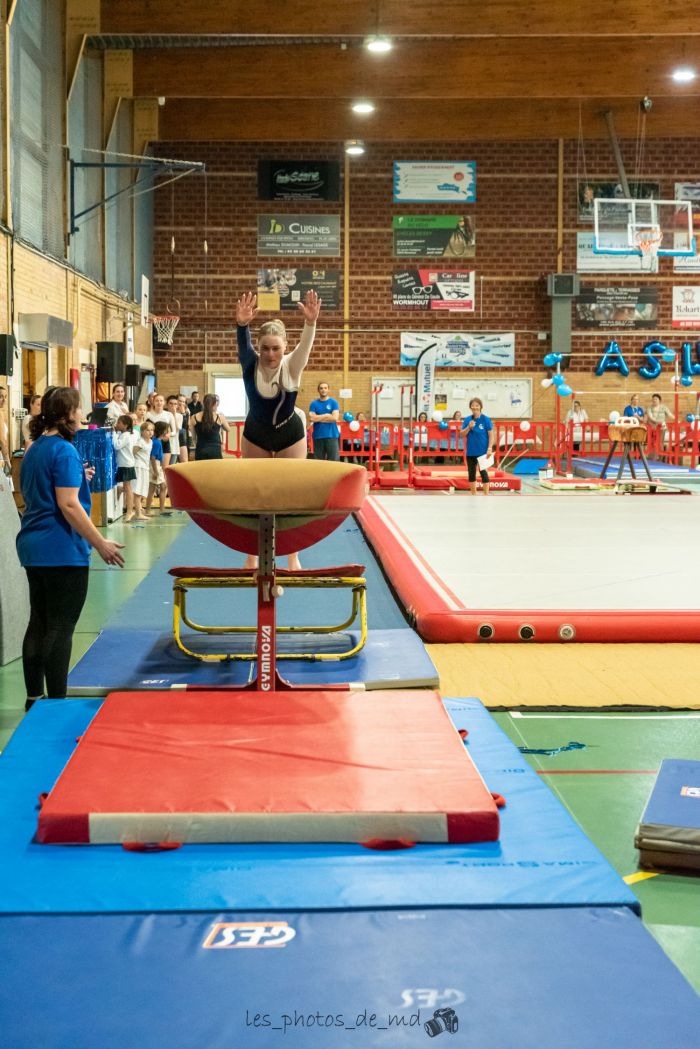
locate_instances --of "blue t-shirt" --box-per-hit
[461,413,493,457]
[16,435,92,567]
[623,405,644,418]
[310,398,340,439]
[150,438,164,462]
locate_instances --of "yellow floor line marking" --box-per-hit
[624,871,659,884]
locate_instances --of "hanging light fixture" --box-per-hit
[345,140,366,156]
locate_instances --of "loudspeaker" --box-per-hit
[546,273,580,298]
[125,364,141,386]
[0,334,16,377]
[96,341,125,383]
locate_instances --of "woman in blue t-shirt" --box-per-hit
[460,397,494,495]
[16,387,125,709]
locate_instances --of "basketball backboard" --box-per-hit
[594,198,695,257]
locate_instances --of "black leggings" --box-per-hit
[466,456,489,484]
[22,566,90,699]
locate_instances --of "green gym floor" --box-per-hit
[0,511,698,995]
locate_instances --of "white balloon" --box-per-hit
[519,420,531,432]
[541,378,553,388]
[609,411,620,423]
[349,419,360,432]
[431,410,444,422]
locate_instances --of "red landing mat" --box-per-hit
[37,691,499,846]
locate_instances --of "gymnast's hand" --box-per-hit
[298,289,321,325]
[236,292,259,327]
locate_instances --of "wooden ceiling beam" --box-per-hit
[101,1,700,38]
[133,39,700,99]
[158,97,700,142]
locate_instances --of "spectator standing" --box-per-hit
[309,382,341,461]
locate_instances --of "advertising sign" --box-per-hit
[258,161,340,201]
[576,233,658,274]
[392,270,475,311]
[257,215,340,257]
[257,268,340,311]
[672,286,700,329]
[393,216,476,258]
[575,286,658,329]
[400,331,515,367]
[393,161,476,203]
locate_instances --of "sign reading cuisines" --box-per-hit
[257,215,340,257]
[258,161,340,201]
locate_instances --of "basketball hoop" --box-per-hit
[152,301,181,347]
[634,227,663,269]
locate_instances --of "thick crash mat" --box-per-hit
[37,690,499,845]
[635,758,700,873]
[1,907,698,1049]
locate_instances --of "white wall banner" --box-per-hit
[576,232,658,274]
[672,286,700,329]
[393,161,476,203]
[415,342,438,415]
[401,331,515,367]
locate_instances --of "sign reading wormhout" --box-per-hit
[257,215,340,257]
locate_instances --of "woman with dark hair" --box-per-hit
[16,386,125,709]
[189,393,231,461]
[105,383,130,426]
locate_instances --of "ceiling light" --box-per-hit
[352,101,375,115]
[672,68,696,83]
[345,140,366,156]
[365,35,392,54]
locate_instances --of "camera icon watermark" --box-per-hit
[424,1007,459,1037]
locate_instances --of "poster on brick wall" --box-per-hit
[393,161,476,203]
[672,286,700,329]
[575,286,658,329]
[393,215,476,258]
[577,180,660,222]
[257,215,340,257]
[257,268,340,311]
[400,331,515,367]
[673,183,700,273]
[576,233,658,274]
[392,269,475,310]
[258,161,340,201]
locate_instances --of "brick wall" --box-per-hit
[152,139,700,420]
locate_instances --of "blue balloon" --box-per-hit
[438,420,449,431]
[342,411,354,422]
[556,383,573,397]
[681,375,694,387]
[543,352,562,367]
[686,413,696,423]
[595,340,630,378]
[681,341,700,377]
[661,347,676,363]
[551,373,566,386]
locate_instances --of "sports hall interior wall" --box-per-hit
[152,138,700,421]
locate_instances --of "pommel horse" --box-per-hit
[165,458,368,690]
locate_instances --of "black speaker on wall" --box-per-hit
[0,334,16,377]
[96,341,125,383]
[125,364,141,386]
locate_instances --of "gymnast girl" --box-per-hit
[235,289,321,571]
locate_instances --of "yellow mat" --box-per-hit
[428,643,700,709]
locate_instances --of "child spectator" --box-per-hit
[133,403,148,434]
[147,419,169,515]
[112,415,137,522]
[132,419,154,519]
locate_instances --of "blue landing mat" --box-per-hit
[573,454,700,480]
[0,698,637,914]
[67,627,438,692]
[106,520,408,632]
[2,908,698,1049]
[67,519,434,690]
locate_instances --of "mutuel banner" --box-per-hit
[392,270,475,311]
[258,161,340,201]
